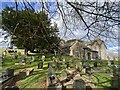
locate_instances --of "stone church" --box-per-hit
[60,38,107,60]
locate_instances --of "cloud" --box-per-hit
[107,46,120,56]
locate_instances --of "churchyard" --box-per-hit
[0,49,120,89]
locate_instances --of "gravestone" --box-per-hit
[73,79,86,90]
[105,69,111,74]
[62,58,66,64]
[48,66,56,86]
[55,62,60,70]
[14,52,18,59]
[61,70,68,80]
[86,67,92,76]
[93,62,100,71]
[48,62,53,68]
[30,56,35,64]
[6,69,14,77]
[0,54,4,60]
[31,56,35,61]
[76,62,82,72]
[66,62,70,69]
[94,62,97,67]
[52,56,56,62]
[2,70,8,79]
[83,62,90,68]
[38,61,43,70]
[114,67,120,77]
[21,56,26,63]
[108,60,111,66]
[42,55,45,62]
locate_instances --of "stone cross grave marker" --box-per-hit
[61,70,68,80]
[73,79,86,90]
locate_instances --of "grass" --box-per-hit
[1,49,120,89]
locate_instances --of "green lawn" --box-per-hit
[1,50,120,88]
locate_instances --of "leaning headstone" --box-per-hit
[73,79,86,90]
[38,61,43,70]
[47,66,56,86]
[61,70,68,80]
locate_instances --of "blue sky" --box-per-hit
[0,1,119,57]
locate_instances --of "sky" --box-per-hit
[0,1,119,57]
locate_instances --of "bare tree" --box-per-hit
[1,0,120,48]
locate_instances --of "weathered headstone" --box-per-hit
[42,55,45,62]
[94,62,97,67]
[66,62,70,69]
[21,56,26,63]
[6,69,14,77]
[61,70,68,80]
[38,61,43,70]
[14,52,18,59]
[83,62,90,68]
[108,60,111,66]
[0,54,4,60]
[62,58,66,64]
[76,62,82,72]
[86,67,92,76]
[32,56,35,61]
[48,62,53,68]
[105,69,111,74]
[2,70,8,79]
[47,66,56,86]
[73,79,86,90]
[55,62,60,70]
